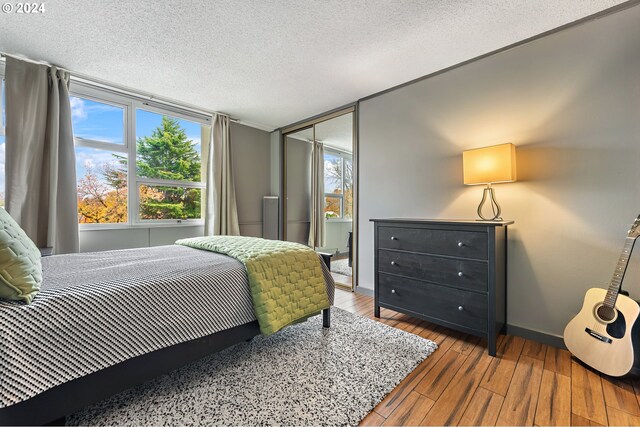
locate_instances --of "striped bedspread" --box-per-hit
[0,245,335,408]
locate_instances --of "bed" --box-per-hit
[0,244,334,426]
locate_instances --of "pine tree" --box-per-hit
[136,116,202,219]
[136,116,201,181]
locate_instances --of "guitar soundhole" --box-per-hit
[596,305,616,322]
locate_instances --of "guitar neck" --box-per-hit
[605,237,637,307]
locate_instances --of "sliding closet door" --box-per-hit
[314,113,354,290]
[282,110,356,290]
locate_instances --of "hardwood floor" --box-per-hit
[332,288,640,427]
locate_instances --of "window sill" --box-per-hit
[325,219,353,224]
[79,221,204,231]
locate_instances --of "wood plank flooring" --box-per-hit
[331,288,640,426]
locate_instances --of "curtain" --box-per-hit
[5,56,79,254]
[204,113,240,236]
[308,141,325,248]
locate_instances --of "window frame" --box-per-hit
[70,82,209,229]
[323,147,352,221]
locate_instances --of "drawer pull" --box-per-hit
[391,236,398,241]
[391,261,397,266]
[391,289,396,294]
[458,305,464,311]
[457,241,464,247]
[458,271,463,277]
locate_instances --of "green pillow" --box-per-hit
[0,209,42,303]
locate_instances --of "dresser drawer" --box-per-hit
[378,249,487,292]
[378,273,488,332]
[378,226,487,260]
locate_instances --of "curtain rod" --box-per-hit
[0,52,243,124]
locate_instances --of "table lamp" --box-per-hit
[463,143,517,221]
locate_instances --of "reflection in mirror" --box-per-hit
[283,112,354,289]
[285,127,313,245]
[315,113,353,221]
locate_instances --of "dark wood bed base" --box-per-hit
[0,308,331,426]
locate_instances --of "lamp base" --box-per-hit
[476,185,502,221]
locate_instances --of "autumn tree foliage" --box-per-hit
[77,116,201,223]
[77,158,127,223]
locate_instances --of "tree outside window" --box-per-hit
[136,115,202,220]
[77,150,127,223]
[323,149,352,220]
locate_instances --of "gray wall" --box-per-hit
[80,226,204,252]
[270,130,283,239]
[358,5,640,339]
[80,122,271,251]
[285,136,311,245]
[230,122,272,237]
[270,130,282,197]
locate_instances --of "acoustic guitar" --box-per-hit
[564,215,640,377]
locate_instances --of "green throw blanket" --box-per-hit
[176,236,330,335]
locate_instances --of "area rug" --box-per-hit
[332,258,352,277]
[67,308,437,426]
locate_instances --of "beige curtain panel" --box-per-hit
[5,56,79,254]
[204,113,240,236]
[308,141,325,248]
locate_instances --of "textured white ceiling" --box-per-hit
[316,113,353,153]
[0,0,626,129]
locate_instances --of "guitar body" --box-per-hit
[564,288,640,377]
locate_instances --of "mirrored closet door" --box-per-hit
[283,109,355,290]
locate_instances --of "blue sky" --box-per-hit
[324,151,341,193]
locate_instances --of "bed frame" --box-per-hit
[0,309,331,426]
[0,253,334,426]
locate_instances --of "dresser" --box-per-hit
[371,219,512,356]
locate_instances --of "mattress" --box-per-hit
[0,245,335,408]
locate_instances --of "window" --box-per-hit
[135,109,204,221]
[70,83,209,227]
[72,95,128,224]
[324,149,352,220]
